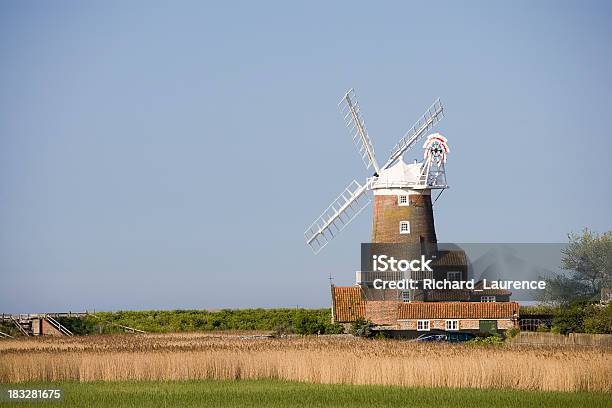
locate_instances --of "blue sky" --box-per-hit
[1,1,611,312]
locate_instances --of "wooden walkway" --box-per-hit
[0,312,90,321]
[0,312,88,337]
[0,312,145,336]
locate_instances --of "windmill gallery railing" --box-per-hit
[367,177,421,189]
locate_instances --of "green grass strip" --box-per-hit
[1,379,610,408]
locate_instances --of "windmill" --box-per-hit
[304,89,448,254]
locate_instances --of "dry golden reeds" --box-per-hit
[1,333,610,392]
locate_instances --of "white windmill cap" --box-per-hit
[371,155,422,189]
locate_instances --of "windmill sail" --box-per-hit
[339,89,380,173]
[304,179,371,253]
[385,98,444,170]
[304,90,447,254]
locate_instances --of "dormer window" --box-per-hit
[398,195,409,206]
[447,271,462,281]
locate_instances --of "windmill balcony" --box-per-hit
[368,177,422,189]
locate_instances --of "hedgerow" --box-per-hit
[57,308,344,335]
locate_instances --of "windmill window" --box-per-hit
[481,296,496,302]
[445,320,459,331]
[399,221,410,234]
[447,271,462,281]
[417,320,430,331]
[398,195,409,206]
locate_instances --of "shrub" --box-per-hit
[468,335,504,345]
[294,313,326,335]
[271,322,295,338]
[22,309,344,336]
[350,318,372,338]
[519,305,561,316]
[505,327,520,338]
[56,317,100,335]
[373,331,389,340]
[583,303,612,334]
[324,323,345,335]
[552,300,596,334]
[0,322,22,337]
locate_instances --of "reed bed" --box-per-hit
[1,333,610,392]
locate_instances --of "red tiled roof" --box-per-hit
[398,301,519,320]
[365,301,398,326]
[331,286,365,322]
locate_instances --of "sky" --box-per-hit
[1,1,611,313]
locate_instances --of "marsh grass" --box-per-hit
[2,380,611,408]
[1,333,610,392]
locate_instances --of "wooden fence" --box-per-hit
[511,331,612,347]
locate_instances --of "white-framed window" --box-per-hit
[399,221,410,234]
[481,296,496,302]
[447,271,462,281]
[401,291,410,303]
[417,320,430,331]
[398,195,409,206]
[445,320,459,331]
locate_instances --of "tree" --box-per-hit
[584,303,612,334]
[539,229,612,305]
[551,301,593,334]
[551,301,612,335]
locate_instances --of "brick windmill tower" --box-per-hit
[370,133,449,247]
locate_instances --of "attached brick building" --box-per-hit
[331,285,519,337]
